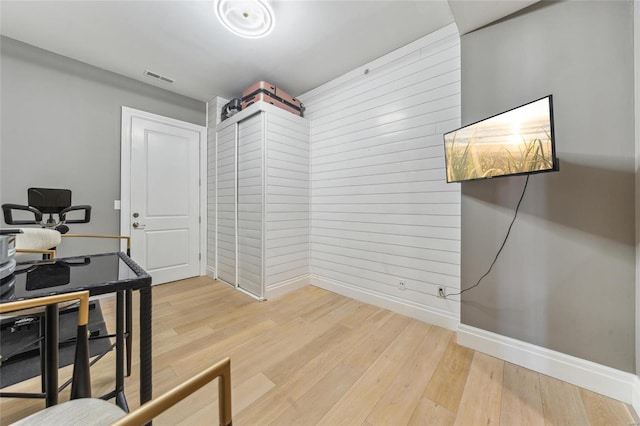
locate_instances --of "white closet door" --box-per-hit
[216,124,237,285]
[237,113,264,297]
[264,113,310,288]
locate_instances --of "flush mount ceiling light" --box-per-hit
[215,0,275,39]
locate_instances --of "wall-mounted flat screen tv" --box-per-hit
[443,95,557,183]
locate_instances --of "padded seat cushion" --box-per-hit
[15,228,61,251]
[11,398,126,426]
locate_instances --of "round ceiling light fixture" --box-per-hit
[215,0,275,39]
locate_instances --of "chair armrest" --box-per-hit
[16,248,57,259]
[0,291,89,323]
[0,291,92,399]
[59,205,91,224]
[110,357,232,426]
[2,204,43,225]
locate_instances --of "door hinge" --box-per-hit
[199,253,202,260]
[199,216,202,224]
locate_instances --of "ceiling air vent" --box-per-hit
[143,70,175,84]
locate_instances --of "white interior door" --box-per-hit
[122,108,204,285]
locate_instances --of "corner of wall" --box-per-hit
[300,24,462,326]
[634,0,640,393]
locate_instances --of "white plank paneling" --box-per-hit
[265,113,310,288]
[238,113,263,296]
[213,102,311,299]
[301,24,461,321]
[206,98,218,277]
[207,96,230,277]
[216,121,237,285]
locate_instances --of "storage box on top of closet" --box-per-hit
[241,81,305,117]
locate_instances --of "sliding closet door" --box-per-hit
[237,114,264,297]
[216,124,237,285]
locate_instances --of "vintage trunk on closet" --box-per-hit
[214,101,310,299]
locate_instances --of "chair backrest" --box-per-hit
[27,188,72,214]
[8,357,232,426]
[3,188,91,231]
[111,357,232,426]
[0,291,92,399]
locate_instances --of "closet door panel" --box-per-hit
[237,113,264,297]
[264,113,310,287]
[216,124,237,285]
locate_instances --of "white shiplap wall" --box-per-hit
[237,113,264,296]
[215,123,237,285]
[300,23,461,328]
[265,112,310,291]
[207,96,229,278]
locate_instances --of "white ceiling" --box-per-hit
[0,1,537,102]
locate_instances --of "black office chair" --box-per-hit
[2,188,134,407]
[2,188,91,234]
[2,188,134,379]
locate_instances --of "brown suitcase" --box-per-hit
[242,81,305,116]
[242,81,277,99]
[241,93,301,116]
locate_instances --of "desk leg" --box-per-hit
[39,319,46,394]
[140,286,152,406]
[45,305,59,407]
[126,288,133,377]
[115,291,129,412]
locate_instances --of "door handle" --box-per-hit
[132,222,146,229]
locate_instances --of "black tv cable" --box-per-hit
[445,174,529,298]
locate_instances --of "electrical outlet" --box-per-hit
[399,280,406,291]
[437,286,446,298]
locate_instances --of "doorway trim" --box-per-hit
[120,106,207,276]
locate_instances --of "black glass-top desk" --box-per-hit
[0,252,152,409]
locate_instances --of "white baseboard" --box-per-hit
[310,274,459,330]
[458,324,639,407]
[265,274,310,299]
[632,375,640,418]
[205,266,215,280]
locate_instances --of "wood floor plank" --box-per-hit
[229,318,342,386]
[300,292,352,322]
[267,286,337,325]
[333,299,384,330]
[2,277,635,426]
[234,310,395,425]
[453,351,504,426]
[263,322,352,385]
[366,325,452,426]
[408,396,457,426]
[317,320,432,426]
[580,387,635,426]
[169,318,277,377]
[269,313,413,426]
[232,372,277,414]
[540,373,591,426]
[423,336,475,413]
[500,362,545,426]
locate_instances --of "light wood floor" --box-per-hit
[1,277,637,425]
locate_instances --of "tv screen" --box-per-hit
[443,95,557,183]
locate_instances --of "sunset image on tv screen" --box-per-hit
[444,97,554,183]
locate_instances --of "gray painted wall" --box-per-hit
[1,36,205,256]
[635,0,640,376]
[460,1,635,372]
